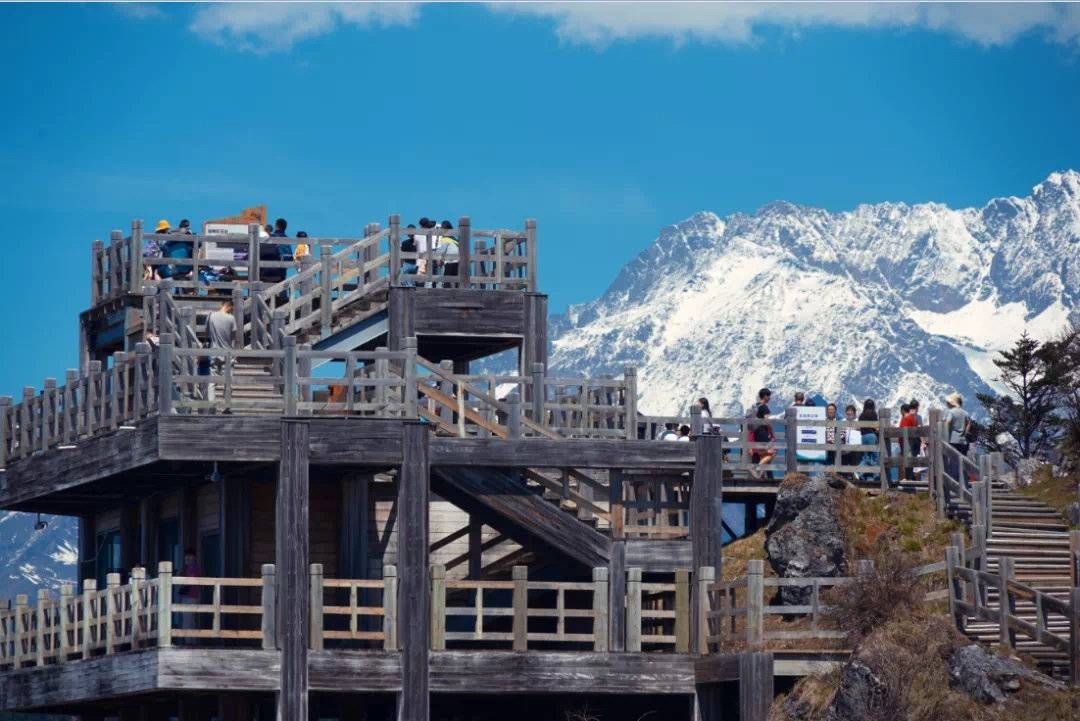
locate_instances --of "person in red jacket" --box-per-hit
[898,403,919,480]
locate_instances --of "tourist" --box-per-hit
[174,218,193,234]
[909,398,923,459]
[793,391,805,407]
[657,422,679,441]
[859,399,879,481]
[204,298,236,408]
[698,397,714,434]
[400,223,418,286]
[159,219,193,283]
[945,392,970,483]
[143,220,166,279]
[756,388,772,415]
[415,217,437,283]
[677,425,691,442]
[749,404,777,479]
[841,404,861,471]
[260,217,291,283]
[898,403,920,480]
[294,230,310,260]
[824,402,839,468]
[437,219,460,286]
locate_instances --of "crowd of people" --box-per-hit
[400,216,460,286]
[657,387,976,484]
[143,217,302,287]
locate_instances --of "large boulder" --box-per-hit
[948,644,1064,704]
[764,474,848,605]
[822,660,886,721]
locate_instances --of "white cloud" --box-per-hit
[489,1,1080,48]
[113,2,166,21]
[189,2,419,53]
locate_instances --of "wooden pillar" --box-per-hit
[388,286,416,353]
[739,651,775,721]
[467,516,483,579]
[607,539,626,652]
[276,420,310,721]
[397,422,430,721]
[340,473,372,580]
[691,434,723,655]
[221,476,250,578]
[521,293,548,376]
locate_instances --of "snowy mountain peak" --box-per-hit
[551,171,1080,417]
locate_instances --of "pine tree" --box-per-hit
[1040,323,1080,469]
[976,331,1064,462]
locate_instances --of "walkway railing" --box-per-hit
[90,216,538,307]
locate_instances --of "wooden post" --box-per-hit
[998,556,1015,652]
[530,363,545,425]
[276,420,310,721]
[91,239,104,305]
[430,564,446,652]
[105,573,120,655]
[690,403,703,437]
[675,569,690,654]
[261,564,276,650]
[739,651,775,721]
[626,567,642,652]
[388,286,416,352]
[746,560,764,649]
[784,406,798,474]
[82,579,96,660]
[946,546,963,631]
[309,563,324,651]
[340,473,372,581]
[457,216,471,287]
[403,337,418,418]
[878,407,891,492]
[1070,530,1080,588]
[592,567,608,652]
[609,469,625,540]
[0,395,11,469]
[320,244,333,338]
[14,594,28,668]
[157,333,173,415]
[129,220,143,294]
[35,589,47,666]
[979,455,994,531]
[383,564,398,651]
[512,565,528,652]
[691,434,722,655]
[130,566,145,648]
[507,393,522,439]
[525,219,537,291]
[928,408,944,517]
[696,566,715,655]
[521,293,548,378]
[157,561,172,648]
[389,214,401,286]
[58,583,72,661]
[623,366,638,440]
[247,224,261,286]
[608,539,626,653]
[398,422,430,721]
[283,336,297,416]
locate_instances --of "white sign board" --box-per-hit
[796,405,827,462]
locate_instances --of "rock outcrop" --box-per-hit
[764,474,848,605]
[948,644,1064,704]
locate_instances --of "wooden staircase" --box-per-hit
[961,480,1075,679]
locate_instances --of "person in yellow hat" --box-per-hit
[155,219,170,233]
[142,220,170,279]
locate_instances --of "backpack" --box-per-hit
[963,418,980,444]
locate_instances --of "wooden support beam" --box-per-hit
[521,293,548,376]
[397,422,430,721]
[120,502,140,574]
[276,419,310,721]
[739,651,775,721]
[78,514,96,585]
[467,516,483,579]
[691,435,723,654]
[139,497,160,571]
[608,540,627,653]
[388,286,416,353]
[221,476,250,578]
[178,484,199,561]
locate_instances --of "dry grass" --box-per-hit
[835,485,964,563]
[1016,468,1079,525]
[720,529,771,582]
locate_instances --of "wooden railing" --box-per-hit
[90,216,538,308]
[701,554,960,654]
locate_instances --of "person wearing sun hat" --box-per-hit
[141,220,170,279]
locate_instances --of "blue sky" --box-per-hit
[2,2,1080,396]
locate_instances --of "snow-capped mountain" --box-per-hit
[550,170,1080,417]
[0,512,77,600]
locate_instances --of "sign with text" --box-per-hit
[796,405,827,462]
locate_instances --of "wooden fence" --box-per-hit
[90,217,537,307]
